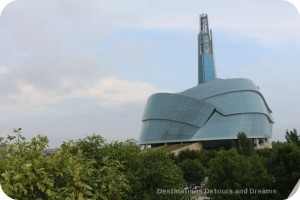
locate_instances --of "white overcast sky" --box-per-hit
[0,0,299,147]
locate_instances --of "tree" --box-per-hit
[207,148,274,200]
[0,130,130,199]
[234,132,253,156]
[177,149,199,162]
[255,148,274,174]
[208,149,250,200]
[270,142,300,200]
[179,159,205,186]
[197,150,218,169]
[285,129,300,146]
[98,139,143,200]
[139,149,186,200]
[71,136,187,200]
[68,134,106,162]
[247,153,273,198]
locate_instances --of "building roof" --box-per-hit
[139,78,273,145]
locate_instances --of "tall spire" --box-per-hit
[198,14,216,84]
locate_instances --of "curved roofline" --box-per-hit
[180,78,272,113]
[142,118,201,128]
[145,92,273,123]
[202,90,273,113]
[140,78,273,145]
[143,109,273,126]
[215,110,274,123]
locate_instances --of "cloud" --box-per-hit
[0,0,299,146]
[74,0,300,46]
[3,76,164,108]
[0,65,9,74]
[79,77,165,106]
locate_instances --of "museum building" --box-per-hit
[139,14,273,149]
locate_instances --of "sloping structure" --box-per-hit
[139,14,273,148]
[139,78,273,146]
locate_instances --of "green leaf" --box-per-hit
[84,184,93,190]
[37,182,46,192]
[12,174,22,181]
[46,189,52,196]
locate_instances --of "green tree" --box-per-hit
[179,159,205,185]
[255,148,274,175]
[68,134,106,162]
[247,153,274,199]
[99,139,143,199]
[198,150,218,169]
[234,132,253,156]
[208,149,250,200]
[177,149,199,162]
[285,129,300,146]
[71,136,187,200]
[0,130,129,200]
[208,148,274,200]
[270,142,300,200]
[139,149,186,200]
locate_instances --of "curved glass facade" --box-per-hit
[198,54,216,83]
[139,78,273,145]
[139,15,273,146]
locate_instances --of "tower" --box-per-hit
[139,15,273,149]
[198,14,217,84]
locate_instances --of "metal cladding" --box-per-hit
[139,14,274,145]
[198,14,216,84]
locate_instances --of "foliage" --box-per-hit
[255,148,274,174]
[70,137,187,199]
[67,134,106,161]
[208,149,249,200]
[139,149,187,200]
[207,148,274,200]
[248,153,273,192]
[89,139,143,199]
[0,130,188,199]
[1,128,300,200]
[270,142,300,200]
[285,129,300,146]
[177,149,199,162]
[234,132,254,156]
[170,149,218,178]
[197,150,218,169]
[179,159,205,185]
[0,130,129,199]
